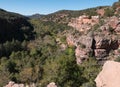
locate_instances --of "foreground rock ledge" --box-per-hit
[95,61,120,87]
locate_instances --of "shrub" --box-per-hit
[104,8,114,17]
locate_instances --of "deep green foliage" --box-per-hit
[41,47,86,87]
[0,40,25,57]
[115,56,120,62]
[30,19,70,38]
[104,8,114,17]
[0,9,35,43]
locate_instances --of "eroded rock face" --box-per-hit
[66,35,77,46]
[79,35,94,48]
[47,82,57,87]
[95,61,120,87]
[67,15,120,64]
[68,15,99,32]
[108,16,118,29]
[75,46,93,64]
[95,36,111,49]
[94,49,108,60]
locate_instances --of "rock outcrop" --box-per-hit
[47,82,57,87]
[100,16,120,34]
[94,49,107,59]
[95,61,120,87]
[66,30,120,64]
[79,35,94,48]
[75,46,92,64]
[4,81,36,87]
[95,36,111,49]
[66,7,120,64]
[68,15,99,32]
[4,81,24,87]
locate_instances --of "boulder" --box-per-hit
[115,24,120,34]
[60,44,67,51]
[108,16,118,29]
[75,46,93,64]
[47,82,57,87]
[5,81,14,87]
[4,81,24,87]
[100,25,109,31]
[94,49,107,59]
[12,84,24,87]
[79,35,93,48]
[95,61,120,87]
[66,35,77,46]
[95,36,111,49]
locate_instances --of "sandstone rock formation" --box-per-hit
[79,35,94,48]
[95,36,111,49]
[95,61,120,87]
[66,34,94,64]
[66,11,120,64]
[4,81,36,87]
[66,35,77,46]
[4,81,24,87]
[100,16,120,34]
[75,46,92,64]
[115,24,120,33]
[108,16,118,29]
[68,15,99,32]
[47,82,57,87]
[94,49,107,59]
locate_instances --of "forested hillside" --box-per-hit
[0,9,34,43]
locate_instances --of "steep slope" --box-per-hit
[0,9,34,43]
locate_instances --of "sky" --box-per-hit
[0,0,118,15]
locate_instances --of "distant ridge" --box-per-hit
[28,13,44,19]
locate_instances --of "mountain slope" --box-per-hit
[40,6,108,23]
[0,9,34,43]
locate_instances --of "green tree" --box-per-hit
[41,47,86,87]
[104,8,114,17]
[80,58,101,86]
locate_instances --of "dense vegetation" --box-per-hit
[0,9,34,43]
[0,8,102,87]
[2,0,120,86]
